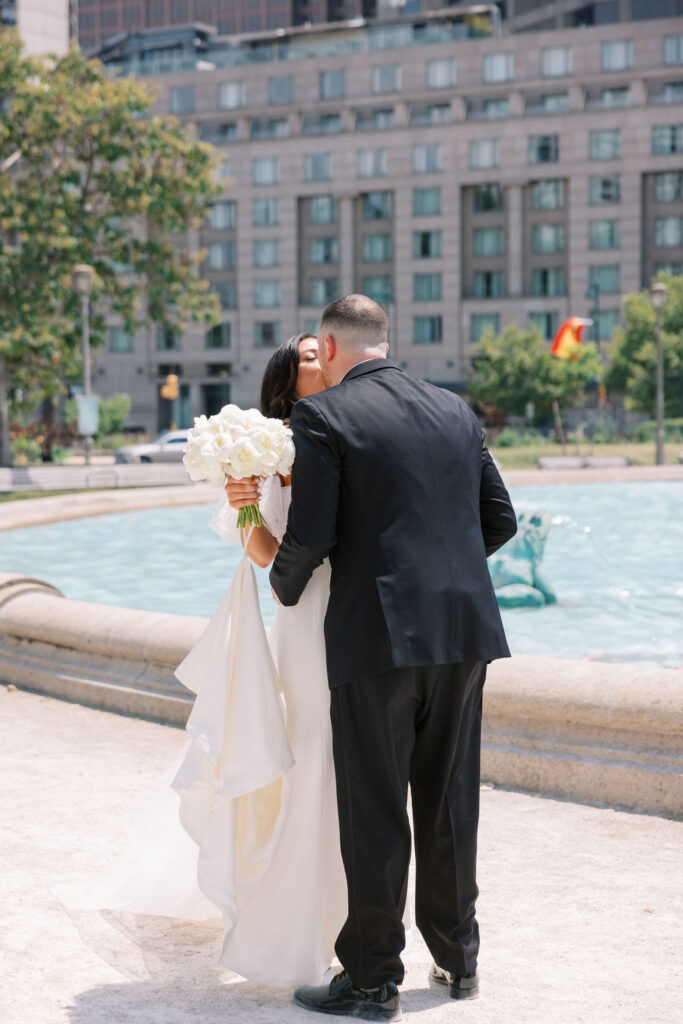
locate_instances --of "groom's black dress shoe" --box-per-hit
[293,969,401,1021]
[429,963,480,1000]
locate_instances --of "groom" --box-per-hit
[270,295,517,1021]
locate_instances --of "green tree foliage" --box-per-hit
[471,324,602,422]
[0,33,221,463]
[604,274,683,417]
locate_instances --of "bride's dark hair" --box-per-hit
[260,333,316,421]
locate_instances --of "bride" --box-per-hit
[59,331,350,988]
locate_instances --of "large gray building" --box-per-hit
[91,9,683,429]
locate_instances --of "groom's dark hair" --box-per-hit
[320,294,389,346]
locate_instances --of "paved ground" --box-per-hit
[1,684,681,1024]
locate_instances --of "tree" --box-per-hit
[471,323,602,424]
[604,273,683,417]
[0,33,221,465]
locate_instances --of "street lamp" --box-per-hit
[650,281,669,467]
[72,264,95,465]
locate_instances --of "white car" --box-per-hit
[114,429,189,464]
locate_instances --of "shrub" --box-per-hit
[11,436,43,465]
[493,429,549,448]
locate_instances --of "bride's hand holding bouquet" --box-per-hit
[182,404,295,529]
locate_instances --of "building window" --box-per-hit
[200,122,237,144]
[413,230,442,258]
[482,53,514,84]
[170,85,194,114]
[309,195,338,224]
[357,148,387,178]
[206,323,231,349]
[208,202,236,230]
[469,140,499,170]
[593,309,621,341]
[252,157,280,186]
[470,314,500,342]
[655,260,683,275]
[254,281,281,308]
[474,183,503,212]
[601,40,634,72]
[541,46,573,77]
[362,276,393,304]
[532,224,565,253]
[655,217,683,247]
[589,129,621,160]
[528,134,559,164]
[214,158,233,181]
[356,108,395,131]
[596,86,630,108]
[589,175,621,204]
[108,327,134,352]
[589,264,621,293]
[655,171,683,202]
[526,92,569,115]
[253,198,280,226]
[652,124,683,155]
[310,237,338,264]
[410,103,451,126]
[254,321,280,348]
[254,239,280,268]
[589,219,621,249]
[251,118,289,140]
[531,268,565,296]
[156,327,180,350]
[320,70,346,100]
[309,278,339,304]
[209,242,235,270]
[412,143,442,175]
[415,316,443,344]
[362,191,393,220]
[661,82,683,104]
[482,98,511,119]
[302,113,342,135]
[304,318,320,335]
[474,227,505,257]
[372,64,401,94]
[268,75,294,104]
[305,153,332,182]
[664,34,683,65]
[218,81,244,109]
[531,180,565,210]
[362,234,393,261]
[213,282,237,309]
[473,271,505,298]
[529,312,559,340]
[414,273,442,302]
[413,187,442,216]
[426,58,457,89]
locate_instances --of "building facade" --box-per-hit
[92,11,683,429]
[1,0,71,54]
[76,0,379,51]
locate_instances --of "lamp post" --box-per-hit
[650,281,669,467]
[72,264,95,465]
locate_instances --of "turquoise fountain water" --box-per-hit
[2,482,682,667]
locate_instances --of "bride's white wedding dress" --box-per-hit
[57,476,348,989]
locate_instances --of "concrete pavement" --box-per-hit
[1,684,681,1024]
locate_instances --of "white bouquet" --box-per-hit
[183,404,295,529]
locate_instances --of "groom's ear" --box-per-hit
[323,334,336,362]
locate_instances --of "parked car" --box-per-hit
[114,430,189,464]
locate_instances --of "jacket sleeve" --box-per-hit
[480,439,517,557]
[269,398,341,607]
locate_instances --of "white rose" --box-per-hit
[226,437,260,479]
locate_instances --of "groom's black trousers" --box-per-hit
[330,661,486,989]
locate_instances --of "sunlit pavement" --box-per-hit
[1,684,681,1024]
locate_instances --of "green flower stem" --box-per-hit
[237,504,266,529]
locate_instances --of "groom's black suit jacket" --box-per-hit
[270,359,517,688]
